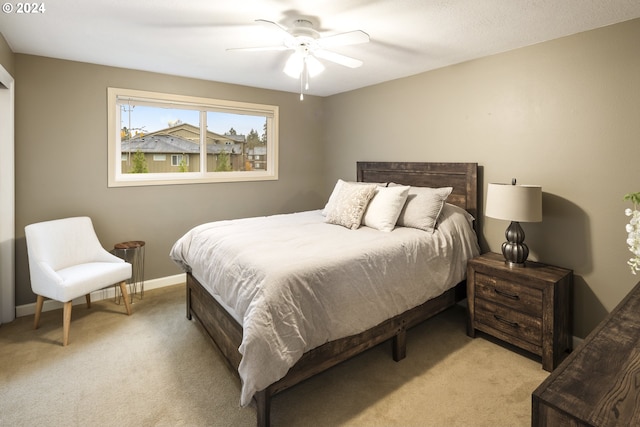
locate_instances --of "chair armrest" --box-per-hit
[29,261,64,299]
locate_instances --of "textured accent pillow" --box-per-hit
[325,182,377,230]
[362,185,410,232]
[396,186,453,232]
[322,179,386,216]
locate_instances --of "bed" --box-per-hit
[170,161,479,426]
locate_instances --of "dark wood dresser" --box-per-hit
[532,280,640,426]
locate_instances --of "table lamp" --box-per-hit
[486,179,542,267]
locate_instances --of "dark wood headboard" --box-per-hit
[356,162,478,220]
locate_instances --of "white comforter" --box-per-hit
[170,206,480,406]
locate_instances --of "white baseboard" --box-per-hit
[15,273,186,318]
[16,277,588,352]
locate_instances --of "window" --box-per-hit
[108,88,279,187]
[171,154,189,167]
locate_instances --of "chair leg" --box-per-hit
[34,295,44,329]
[119,281,132,316]
[85,294,91,309]
[62,301,72,346]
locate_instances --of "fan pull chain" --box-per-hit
[300,58,310,101]
[304,58,310,91]
[299,76,304,101]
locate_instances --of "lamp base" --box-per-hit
[501,221,529,268]
[504,259,526,268]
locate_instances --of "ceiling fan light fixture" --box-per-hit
[305,55,325,77]
[284,51,325,79]
[232,18,369,100]
[283,52,303,78]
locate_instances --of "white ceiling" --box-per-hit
[2,0,640,97]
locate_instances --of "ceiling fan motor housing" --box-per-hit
[286,19,319,53]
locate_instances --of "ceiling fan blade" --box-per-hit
[318,30,370,48]
[314,49,363,68]
[255,19,291,35]
[227,19,293,53]
[226,45,289,52]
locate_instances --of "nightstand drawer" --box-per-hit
[475,299,542,346]
[475,272,542,316]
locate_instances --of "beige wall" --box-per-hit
[324,18,640,338]
[13,55,326,305]
[8,18,640,338]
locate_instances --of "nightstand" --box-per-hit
[466,252,572,371]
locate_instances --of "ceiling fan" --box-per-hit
[227,19,370,99]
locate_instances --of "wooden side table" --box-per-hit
[112,241,145,304]
[466,252,572,371]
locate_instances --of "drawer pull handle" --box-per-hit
[494,314,519,328]
[494,288,520,300]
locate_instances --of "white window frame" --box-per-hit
[107,88,279,187]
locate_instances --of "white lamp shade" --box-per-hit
[305,55,325,77]
[284,53,325,79]
[486,183,542,222]
[284,52,303,78]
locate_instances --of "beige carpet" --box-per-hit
[0,285,548,426]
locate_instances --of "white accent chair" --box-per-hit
[25,217,132,346]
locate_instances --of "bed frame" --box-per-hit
[185,162,478,427]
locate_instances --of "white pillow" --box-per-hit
[439,203,476,229]
[325,182,377,230]
[396,186,453,232]
[362,185,410,232]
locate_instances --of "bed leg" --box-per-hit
[185,283,192,320]
[255,389,271,427]
[393,329,407,361]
